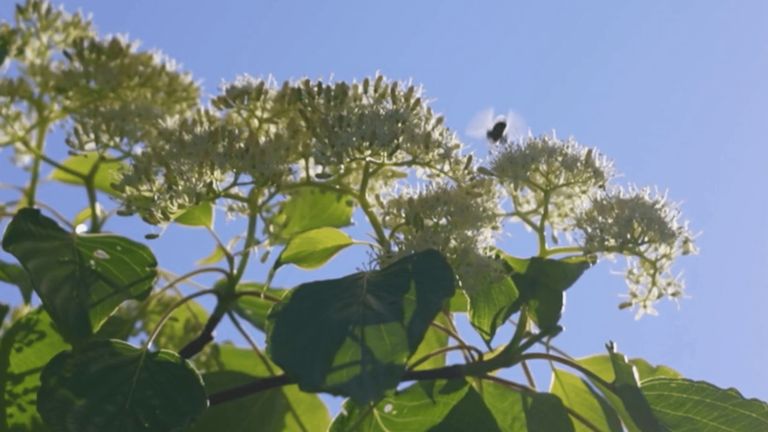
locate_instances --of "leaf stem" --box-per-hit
[515,352,615,391]
[144,289,218,350]
[227,312,309,432]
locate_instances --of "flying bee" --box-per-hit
[466,107,527,145]
[487,120,507,143]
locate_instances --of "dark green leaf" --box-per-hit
[267,249,455,405]
[505,255,590,330]
[1,308,68,431]
[604,343,661,431]
[549,368,623,432]
[0,259,33,304]
[468,276,519,346]
[272,187,355,241]
[643,377,768,431]
[173,201,214,228]
[0,302,8,324]
[0,34,8,67]
[232,283,290,333]
[330,379,575,432]
[2,208,158,344]
[275,227,354,270]
[186,344,329,432]
[407,313,450,371]
[37,339,207,432]
[49,153,127,198]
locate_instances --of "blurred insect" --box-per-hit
[466,108,527,145]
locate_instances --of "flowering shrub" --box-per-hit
[0,2,763,432]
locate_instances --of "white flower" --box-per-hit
[576,185,699,316]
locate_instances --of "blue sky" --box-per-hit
[2,0,768,417]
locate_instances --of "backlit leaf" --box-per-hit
[2,208,157,344]
[49,152,127,197]
[37,340,207,432]
[1,307,68,431]
[275,227,354,270]
[267,249,454,405]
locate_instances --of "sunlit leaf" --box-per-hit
[0,259,34,304]
[275,227,354,270]
[37,340,207,432]
[643,377,768,431]
[174,201,214,228]
[449,290,469,313]
[468,276,518,346]
[232,283,290,333]
[184,344,330,432]
[195,244,226,265]
[330,379,575,431]
[578,350,677,432]
[267,249,455,405]
[272,187,355,241]
[1,307,68,431]
[549,368,622,432]
[2,208,157,344]
[49,152,127,197]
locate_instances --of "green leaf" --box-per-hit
[1,307,68,431]
[2,208,158,344]
[579,354,682,383]
[505,255,590,330]
[407,313,450,371]
[275,227,354,270]
[185,344,329,432]
[643,377,768,431]
[449,289,469,312]
[49,152,127,197]
[330,379,575,431]
[272,187,355,241]
[604,343,661,431]
[578,350,677,432]
[267,249,455,405]
[173,201,214,228]
[0,34,8,67]
[195,244,226,265]
[0,259,34,304]
[232,283,290,332]
[140,291,209,352]
[0,302,8,324]
[549,368,623,432]
[37,339,207,432]
[72,204,96,227]
[468,276,519,346]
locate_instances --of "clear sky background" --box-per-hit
[2,0,768,418]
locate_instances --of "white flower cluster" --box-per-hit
[117,73,467,223]
[575,186,698,318]
[489,134,615,232]
[56,35,199,154]
[0,0,95,165]
[378,179,505,290]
